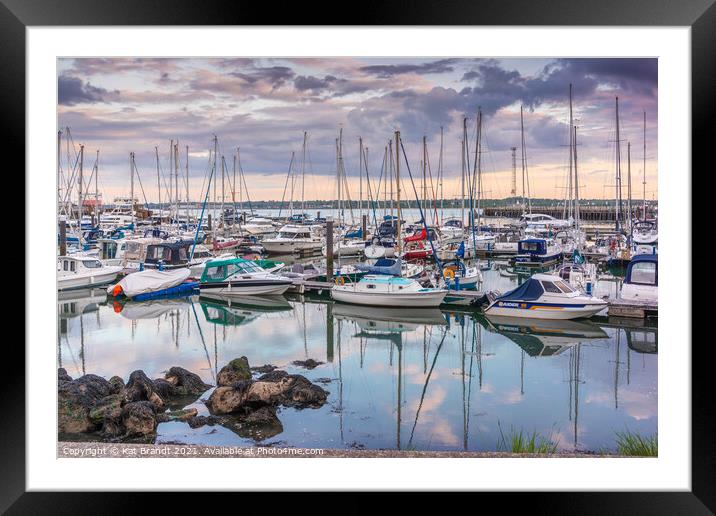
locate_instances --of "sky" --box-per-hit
[57,57,658,203]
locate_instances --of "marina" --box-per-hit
[55,56,658,456]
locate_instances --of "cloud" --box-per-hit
[58,75,118,105]
[360,58,459,78]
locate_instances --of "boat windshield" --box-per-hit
[630,262,657,285]
[82,260,103,269]
[540,281,563,293]
[554,280,576,293]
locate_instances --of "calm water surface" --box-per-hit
[58,266,657,452]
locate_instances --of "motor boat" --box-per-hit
[483,273,607,320]
[199,257,293,297]
[142,241,192,270]
[107,268,194,300]
[632,220,658,245]
[331,274,448,307]
[364,237,396,258]
[57,256,123,291]
[440,259,483,290]
[322,238,366,257]
[261,224,323,255]
[438,218,465,243]
[242,217,277,236]
[619,254,657,304]
[517,213,573,230]
[512,238,563,266]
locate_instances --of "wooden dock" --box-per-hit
[607,299,658,319]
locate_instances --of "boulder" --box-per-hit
[291,358,324,369]
[250,364,277,374]
[206,380,252,415]
[88,394,123,425]
[58,368,72,383]
[108,376,125,394]
[152,378,176,400]
[217,356,252,386]
[187,415,222,429]
[58,374,112,434]
[121,401,157,437]
[123,370,156,403]
[165,366,212,396]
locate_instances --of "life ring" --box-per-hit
[443,268,455,280]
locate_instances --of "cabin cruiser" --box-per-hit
[57,256,123,291]
[483,273,607,320]
[261,224,323,255]
[632,220,658,255]
[512,238,563,266]
[322,238,366,257]
[440,259,483,290]
[121,237,164,270]
[331,274,447,307]
[242,217,277,236]
[143,241,192,270]
[438,218,465,243]
[619,254,657,304]
[199,257,293,298]
[517,213,573,229]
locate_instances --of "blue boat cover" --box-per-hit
[498,278,544,302]
[455,241,465,258]
[625,253,658,285]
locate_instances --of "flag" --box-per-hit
[456,241,465,258]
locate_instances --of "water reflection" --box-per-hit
[58,285,657,452]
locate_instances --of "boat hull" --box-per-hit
[331,288,447,307]
[484,300,606,320]
[57,269,122,291]
[261,240,323,255]
[199,279,292,297]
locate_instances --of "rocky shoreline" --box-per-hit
[58,356,329,443]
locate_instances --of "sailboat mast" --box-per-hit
[185,145,189,225]
[174,141,179,223]
[615,97,623,232]
[643,111,647,218]
[520,106,531,214]
[476,108,483,233]
[94,150,99,221]
[78,144,84,225]
[627,141,632,235]
[389,139,394,220]
[57,130,62,210]
[301,131,307,214]
[460,138,465,229]
[574,125,580,231]
[422,136,427,216]
[212,135,218,233]
[568,83,574,220]
[155,146,161,220]
[439,126,444,225]
[129,151,134,229]
[359,137,363,219]
[395,131,402,256]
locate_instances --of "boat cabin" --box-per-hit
[624,254,658,287]
[200,258,265,283]
[143,242,191,269]
[58,256,104,275]
[517,238,552,255]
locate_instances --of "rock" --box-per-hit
[58,374,112,434]
[88,394,123,425]
[217,356,252,386]
[314,377,333,384]
[156,408,198,423]
[121,401,157,437]
[282,374,329,408]
[206,380,253,415]
[187,415,222,429]
[165,366,212,396]
[108,376,125,394]
[123,370,156,403]
[258,370,290,382]
[250,364,277,374]
[291,358,324,369]
[152,378,175,400]
[221,406,284,441]
[58,368,72,383]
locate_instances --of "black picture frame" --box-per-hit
[6,0,709,510]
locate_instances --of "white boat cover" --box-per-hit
[107,268,191,298]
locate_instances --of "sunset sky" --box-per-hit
[57,57,658,203]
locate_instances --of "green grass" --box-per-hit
[615,430,658,457]
[497,422,558,454]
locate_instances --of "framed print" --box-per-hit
[6,0,711,510]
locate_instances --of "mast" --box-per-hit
[476,108,483,234]
[175,141,179,224]
[462,116,467,228]
[220,155,226,231]
[510,146,517,197]
[615,98,622,231]
[301,131,307,215]
[169,139,173,215]
[212,135,218,235]
[389,139,394,220]
[57,130,62,210]
[460,138,465,229]
[520,106,531,214]
[627,141,632,236]
[78,144,84,225]
[185,145,189,225]
[129,151,134,229]
[232,153,237,225]
[237,148,243,215]
[155,146,161,221]
[94,150,99,221]
[439,126,444,224]
[568,83,574,220]
[574,125,580,231]
[422,136,427,220]
[643,111,647,219]
[395,131,402,256]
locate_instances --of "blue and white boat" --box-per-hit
[484,273,607,320]
[512,238,563,266]
[620,254,657,305]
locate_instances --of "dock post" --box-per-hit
[326,219,334,282]
[59,220,67,256]
[362,214,367,240]
[207,214,212,231]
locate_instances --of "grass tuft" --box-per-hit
[497,421,558,454]
[615,430,657,457]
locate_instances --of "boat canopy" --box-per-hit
[200,258,264,283]
[498,277,546,302]
[144,242,190,265]
[625,253,658,286]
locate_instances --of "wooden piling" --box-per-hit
[326,219,334,281]
[59,220,67,256]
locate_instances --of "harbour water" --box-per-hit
[58,265,657,453]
